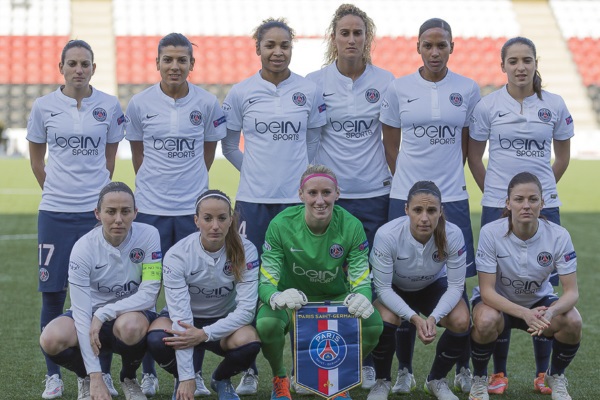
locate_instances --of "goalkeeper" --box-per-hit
[256,164,383,400]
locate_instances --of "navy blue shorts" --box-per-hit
[389,198,476,277]
[235,201,298,258]
[471,294,558,332]
[481,206,560,285]
[135,213,196,255]
[337,195,389,252]
[158,309,228,357]
[391,277,470,320]
[37,211,97,292]
[64,309,157,353]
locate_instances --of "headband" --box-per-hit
[300,173,338,188]
[195,193,231,210]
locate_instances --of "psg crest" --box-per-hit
[294,304,362,399]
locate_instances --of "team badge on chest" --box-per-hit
[129,248,145,263]
[365,89,380,103]
[538,108,552,122]
[292,92,307,106]
[190,110,203,126]
[537,252,553,268]
[329,244,344,259]
[93,108,107,121]
[223,261,233,276]
[449,93,463,107]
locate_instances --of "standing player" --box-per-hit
[379,18,480,394]
[39,182,162,400]
[125,32,227,397]
[367,181,470,400]
[27,39,125,399]
[256,164,383,400]
[147,190,261,400]
[305,4,393,390]
[221,18,326,394]
[468,172,581,400]
[468,37,573,395]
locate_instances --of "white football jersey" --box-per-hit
[306,63,394,198]
[125,83,226,215]
[380,70,480,202]
[162,233,259,381]
[371,216,466,323]
[68,222,162,374]
[476,218,576,307]
[469,87,574,208]
[222,71,326,203]
[27,87,125,212]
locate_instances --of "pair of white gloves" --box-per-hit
[269,288,374,319]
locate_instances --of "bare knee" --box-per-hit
[40,317,77,355]
[113,312,148,344]
[472,306,502,342]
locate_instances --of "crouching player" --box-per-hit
[468,172,581,400]
[256,165,383,400]
[368,181,471,400]
[39,182,162,400]
[146,190,261,400]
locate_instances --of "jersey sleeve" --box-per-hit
[345,220,372,299]
[222,86,243,131]
[258,221,285,304]
[204,96,227,142]
[379,80,402,128]
[475,224,499,274]
[307,89,326,129]
[162,248,196,381]
[554,226,577,276]
[370,229,417,320]
[93,228,162,322]
[26,98,47,143]
[203,241,259,341]
[430,229,466,323]
[464,80,482,128]
[469,98,492,141]
[124,96,143,141]
[106,97,126,143]
[552,95,575,141]
[68,238,102,374]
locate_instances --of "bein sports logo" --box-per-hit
[309,330,347,369]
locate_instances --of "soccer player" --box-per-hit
[468,172,581,400]
[146,190,261,400]
[380,18,480,394]
[468,36,573,394]
[367,181,470,400]
[39,182,162,400]
[256,164,383,400]
[305,4,394,390]
[27,39,125,399]
[125,32,227,396]
[221,18,326,394]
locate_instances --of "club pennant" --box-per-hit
[293,303,362,399]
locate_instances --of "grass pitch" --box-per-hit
[0,158,598,399]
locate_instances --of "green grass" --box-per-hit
[1,158,598,399]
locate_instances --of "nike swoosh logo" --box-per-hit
[441,352,461,359]
[323,93,335,97]
[95,264,108,270]
[499,112,510,117]
[191,271,201,275]
[249,99,258,104]
[290,248,304,252]
[146,114,158,119]
[497,255,510,258]
[50,112,63,117]
[407,98,419,103]
[396,257,409,260]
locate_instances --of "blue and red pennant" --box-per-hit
[294,304,362,399]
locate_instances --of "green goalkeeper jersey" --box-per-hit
[259,205,371,303]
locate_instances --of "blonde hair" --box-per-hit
[299,164,339,189]
[324,4,375,65]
